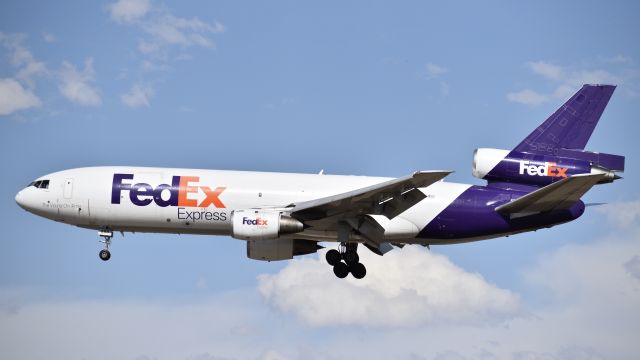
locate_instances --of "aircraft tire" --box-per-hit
[343,250,359,265]
[325,249,341,266]
[99,249,111,261]
[350,263,366,279]
[333,262,349,278]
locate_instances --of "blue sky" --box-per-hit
[1,1,639,359]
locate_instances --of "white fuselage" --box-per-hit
[15,166,472,244]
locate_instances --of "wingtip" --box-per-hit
[585,202,607,207]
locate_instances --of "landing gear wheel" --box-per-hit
[343,250,359,265]
[350,262,366,279]
[326,249,341,266]
[98,229,113,262]
[99,249,111,261]
[333,262,349,278]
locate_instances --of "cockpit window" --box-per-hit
[31,180,50,189]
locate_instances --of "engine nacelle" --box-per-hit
[231,209,304,240]
[472,148,621,186]
[247,238,322,261]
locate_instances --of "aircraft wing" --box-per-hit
[495,173,605,218]
[289,170,452,222]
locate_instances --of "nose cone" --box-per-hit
[15,190,26,209]
[15,188,36,213]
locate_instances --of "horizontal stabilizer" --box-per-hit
[557,149,625,172]
[495,173,605,217]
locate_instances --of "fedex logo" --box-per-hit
[242,217,268,226]
[519,161,568,178]
[111,173,226,208]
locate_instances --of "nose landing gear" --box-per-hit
[325,243,367,279]
[98,230,113,261]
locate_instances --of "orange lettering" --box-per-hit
[555,167,568,177]
[178,176,199,207]
[198,186,226,208]
[546,162,556,176]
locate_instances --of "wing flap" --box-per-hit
[291,170,452,221]
[495,173,605,217]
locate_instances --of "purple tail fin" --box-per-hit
[514,84,616,155]
[478,84,623,187]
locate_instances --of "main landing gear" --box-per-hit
[98,230,113,261]
[325,242,366,279]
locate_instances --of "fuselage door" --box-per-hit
[63,178,73,199]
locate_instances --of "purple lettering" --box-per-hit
[130,183,153,206]
[111,173,134,204]
[153,176,180,207]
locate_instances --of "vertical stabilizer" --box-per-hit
[514,84,615,155]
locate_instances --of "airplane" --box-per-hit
[15,84,624,279]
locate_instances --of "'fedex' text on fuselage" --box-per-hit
[111,173,226,208]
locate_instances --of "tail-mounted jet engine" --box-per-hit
[472,148,623,186]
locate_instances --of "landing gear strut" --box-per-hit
[98,230,113,261]
[325,242,367,279]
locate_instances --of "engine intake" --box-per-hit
[231,209,304,240]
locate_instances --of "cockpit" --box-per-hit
[28,179,50,189]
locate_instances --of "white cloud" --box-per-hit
[58,58,101,106]
[566,69,622,89]
[603,55,632,64]
[140,15,224,52]
[0,32,48,86]
[258,246,520,328]
[596,201,640,228]
[507,88,549,105]
[0,289,270,360]
[121,83,154,108]
[109,0,150,23]
[624,255,640,280]
[510,58,633,106]
[524,234,640,305]
[527,61,564,81]
[107,0,225,103]
[108,0,224,57]
[0,78,41,116]
[425,62,448,79]
[1,206,640,359]
[258,350,288,360]
[326,217,640,358]
[16,61,47,84]
[440,81,450,96]
[42,32,56,43]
